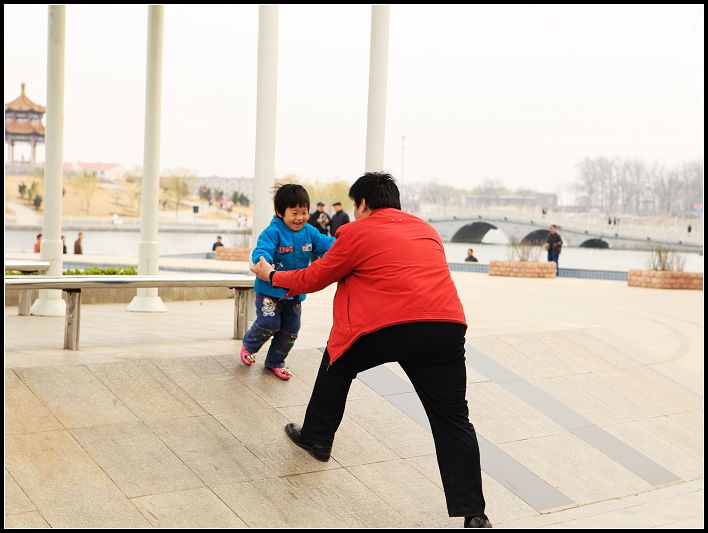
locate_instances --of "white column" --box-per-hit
[31,5,66,317]
[128,5,167,312]
[252,5,279,244]
[364,5,390,172]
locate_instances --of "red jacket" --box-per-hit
[273,208,467,364]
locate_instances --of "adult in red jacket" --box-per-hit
[252,173,490,528]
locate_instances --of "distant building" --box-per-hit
[5,83,45,164]
[64,162,126,181]
[194,176,253,201]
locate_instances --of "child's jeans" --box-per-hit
[242,293,302,369]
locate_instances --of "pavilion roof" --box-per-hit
[5,119,45,136]
[5,83,46,114]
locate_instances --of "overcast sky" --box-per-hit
[4,4,704,196]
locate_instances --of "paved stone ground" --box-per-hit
[4,272,703,528]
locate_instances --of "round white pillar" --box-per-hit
[252,5,279,244]
[128,5,168,312]
[364,5,390,172]
[31,5,66,317]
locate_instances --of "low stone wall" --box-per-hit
[5,286,234,307]
[489,260,557,278]
[216,247,251,261]
[628,270,703,290]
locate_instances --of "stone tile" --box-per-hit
[4,469,35,514]
[214,408,340,476]
[601,421,702,480]
[500,433,653,505]
[470,336,557,380]
[348,459,458,527]
[558,329,643,369]
[4,372,63,435]
[4,430,149,527]
[86,360,206,420]
[285,469,406,527]
[654,515,704,528]
[214,354,315,407]
[638,414,703,459]
[70,422,203,498]
[529,375,629,426]
[12,365,137,428]
[150,355,235,382]
[131,487,247,528]
[146,416,274,487]
[500,333,597,377]
[668,409,703,437]
[150,357,272,415]
[565,372,660,422]
[619,366,703,415]
[466,382,566,444]
[344,396,436,458]
[3,511,50,528]
[278,405,398,467]
[213,477,345,528]
[405,455,539,524]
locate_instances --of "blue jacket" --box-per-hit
[252,216,335,301]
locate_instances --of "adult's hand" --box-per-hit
[251,256,274,282]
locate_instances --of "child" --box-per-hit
[241,184,335,380]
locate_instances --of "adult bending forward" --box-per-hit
[252,172,491,528]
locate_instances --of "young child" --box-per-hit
[241,184,335,380]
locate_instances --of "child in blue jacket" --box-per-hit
[241,184,335,380]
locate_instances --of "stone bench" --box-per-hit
[5,274,255,350]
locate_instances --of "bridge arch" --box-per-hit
[451,222,498,243]
[580,238,609,249]
[521,229,549,245]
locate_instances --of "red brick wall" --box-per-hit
[489,261,557,278]
[628,270,703,290]
[215,247,250,261]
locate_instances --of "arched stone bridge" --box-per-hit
[429,216,702,252]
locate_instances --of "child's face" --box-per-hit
[279,205,309,231]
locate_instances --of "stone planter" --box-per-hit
[489,260,556,278]
[216,247,250,261]
[628,270,703,290]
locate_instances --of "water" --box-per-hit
[5,228,703,273]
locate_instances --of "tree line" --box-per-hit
[574,157,703,215]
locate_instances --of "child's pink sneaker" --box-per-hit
[240,346,256,366]
[270,367,293,381]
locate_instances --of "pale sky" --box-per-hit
[4,4,704,197]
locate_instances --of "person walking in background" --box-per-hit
[544,224,562,275]
[33,233,42,253]
[212,235,225,251]
[61,235,67,254]
[328,201,350,236]
[465,248,478,262]
[74,232,84,255]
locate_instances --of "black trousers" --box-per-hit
[301,322,486,517]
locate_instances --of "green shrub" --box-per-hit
[63,266,138,275]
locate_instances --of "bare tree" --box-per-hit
[73,171,99,215]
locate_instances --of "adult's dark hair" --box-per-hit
[348,172,401,210]
[36,233,42,239]
[273,183,310,215]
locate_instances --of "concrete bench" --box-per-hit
[4,260,50,316]
[5,274,255,350]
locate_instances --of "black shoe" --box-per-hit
[464,514,492,528]
[284,423,331,462]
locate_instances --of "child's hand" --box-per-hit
[251,256,275,282]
